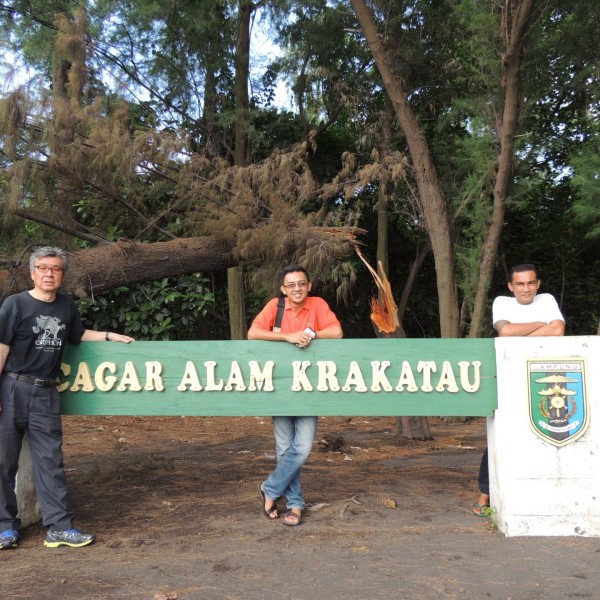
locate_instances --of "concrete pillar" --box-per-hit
[490,335,600,536]
[16,434,42,528]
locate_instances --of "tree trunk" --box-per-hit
[397,243,430,325]
[376,179,389,305]
[350,0,459,338]
[356,249,431,438]
[396,416,433,441]
[226,264,247,339]
[227,265,247,340]
[200,2,226,155]
[227,0,253,340]
[468,0,535,337]
[376,97,393,302]
[371,100,430,438]
[234,0,251,168]
[0,238,236,299]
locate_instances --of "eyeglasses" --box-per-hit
[35,265,64,273]
[283,281,308,290]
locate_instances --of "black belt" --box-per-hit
[3,371,58,387]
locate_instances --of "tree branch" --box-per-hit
[12,208,111,245]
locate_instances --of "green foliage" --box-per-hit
[2,0,600,339]
[248,108,305,161]
[571,134,600,239]
[273,0,374,122]
[495,175,600,336]
[77,274,216,340]
[93,0,237,126]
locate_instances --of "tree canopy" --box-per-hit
[1,0,599,339]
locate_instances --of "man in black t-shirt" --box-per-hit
[0,246,134,550]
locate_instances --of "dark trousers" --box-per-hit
[478,447,489,495]
[0,377,73,532]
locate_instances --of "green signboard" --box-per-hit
[59,339,497,416]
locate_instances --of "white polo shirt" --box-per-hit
[492,293,564,327]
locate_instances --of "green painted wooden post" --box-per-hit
[59,339,497,416]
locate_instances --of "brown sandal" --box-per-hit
[259,484,279,520]
[283,510,302,526]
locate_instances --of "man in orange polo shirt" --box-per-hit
[248,264,342,526]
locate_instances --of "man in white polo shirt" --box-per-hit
[472,263,565,516]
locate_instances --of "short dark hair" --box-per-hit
[280,264,310,285]
[509,263,539,282]
[29,246,70,273]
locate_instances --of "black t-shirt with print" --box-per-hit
[0,291,86,378]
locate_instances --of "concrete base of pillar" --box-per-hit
[16,435,42,528]
[490,336,600,537]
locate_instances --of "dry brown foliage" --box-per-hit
[0,9,407,298]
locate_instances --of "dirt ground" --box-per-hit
[2,416,599,600]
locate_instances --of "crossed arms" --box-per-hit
[494,320,565,337]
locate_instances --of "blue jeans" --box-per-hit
[262,416,317,510]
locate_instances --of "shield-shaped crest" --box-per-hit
[527,358,589,447]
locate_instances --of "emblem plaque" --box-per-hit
[527,358,589,447]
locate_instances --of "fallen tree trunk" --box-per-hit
[0,237,236,299]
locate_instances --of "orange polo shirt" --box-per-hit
[251,296,341,334]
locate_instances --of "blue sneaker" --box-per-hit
[44,528,95,548]
[0,529,19,549]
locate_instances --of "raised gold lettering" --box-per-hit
[116,361,142,391]
[395,361,419,392]
[370,361,392,392]
[459,361,481,392]
[178,361,203,391]
[292,361,313,391]
[70,361,94,392]
[248,361,275,392]
[417,361,436,392]
[58,362,71,393]
[95,362,117,391]
[225,361,247,391]
[204,361,224,391]
[316,361,339,391]
[144,361,164,391]
[435,361,459,392]
[342,361,368,392]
